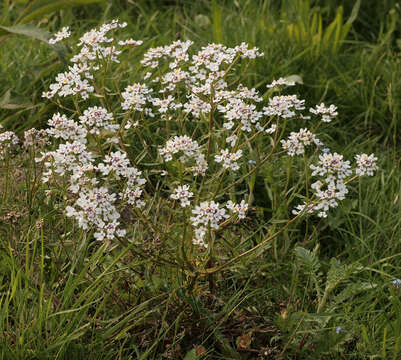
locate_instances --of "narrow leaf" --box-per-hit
[0,25,68,64]
[212,0,223,43]
[345,0,361,25]
[0,24,50,42]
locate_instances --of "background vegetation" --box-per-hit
[0,0,401,358]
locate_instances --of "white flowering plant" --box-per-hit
[2,20,378,289]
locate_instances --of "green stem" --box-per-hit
[200,211,303,275]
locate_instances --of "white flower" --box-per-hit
[47,113,87,143]
[193,226,208,248]
[294,170,350,218]
[190,201,229,229]
[217,98,262,132]
[183,95,211,118]
[118,39,143,46]
[263,95,305,118]
[355,153,378,176]
[43,65,94,99]
[160,135,200,160]
[226,134,238,147]
[66,186,124,240]
[79,106,118,135]
[170,185,193,207]
[266,77,295,88]
[310,103,338,123]
[0,131,19,158]
[160,136,208,176]
[120,187,145,208]
[49,27,71,44]
[121,83,152,111]
[226,200,248,219]
[281,128,320,156]
[151,95,177,113]
[214,149,242,171]
[265,124,277,134]
[141,40,193,69]
[310,152,352,179]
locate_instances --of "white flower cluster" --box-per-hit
[38,135,146,239]
[190,200,248,248]
[310,152,352,179]
[188,42,262,75]
[226,200,248,219]
[355,153,378,176]
[79,106,118,135]
[38,141,95,189]
[118,39,143,47]
[43,20,140,100]
[65,187,125,241]
[183,95,211,118]
[47,113,87,143]
[141,40,193,69]
[266,77,296,88]
[98,151,146,208]
[42,64,95,100]
[38,110,146,240]
[293,151,378,218]
[214,149,243,171]
[263,95,305,118]
[38,21,378,249]
[49,27,71,44]
[310,103,338,123]
[190,201,228,247]
[0,131,19,159]
[151,95,182,114]
[218,97,263,132]
[190,201,228,229]
[159,135,208,176]
[121,83,153,113]
[170,185,193,207]
[141,41,267,140]
[281,128,322,156]
[293,177,349,218]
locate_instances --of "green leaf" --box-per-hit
[212,0,223,43]
[0,89,11,106]
[325,258,360,293]
[0,24,50,42]
[333,282,377,305]
[345,0,361,26]
[284,74,303,85]
[0,103,32,110]
[184,349,198,360]
[0,89,33,110]
[325,258,345,291]
[294,246,320,274]
[0,24,68,64]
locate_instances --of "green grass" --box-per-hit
[1,0,401,359]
